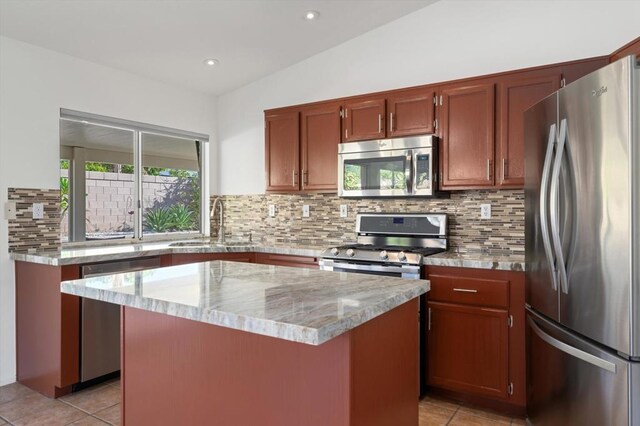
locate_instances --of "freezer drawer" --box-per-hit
[527,308,640,425]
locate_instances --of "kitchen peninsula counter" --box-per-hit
[61,261,428,425]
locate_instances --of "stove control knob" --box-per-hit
[330,247,340,256]
[379,250,389,260]
[398,251,407,262]
[346,248,356,258]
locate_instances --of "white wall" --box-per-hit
[217,0,640,195]
[0,36,217,385]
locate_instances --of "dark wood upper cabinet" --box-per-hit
[301,103,341,191]
[265,111,300,193]
[609,36,640,63]
[496,71,560,187]
[342,98,385,142]
[438,82,495,189]
[387,88,436,137]
[560,57,608,86]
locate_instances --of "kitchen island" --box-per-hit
[61,260,429,426]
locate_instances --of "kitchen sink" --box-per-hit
[168,241,212,247]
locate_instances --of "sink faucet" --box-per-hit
[210,197,225,244]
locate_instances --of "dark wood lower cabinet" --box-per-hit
[254,253,318,268]
[427,302,508,399]
[424,266,525,414]
[170,252,256,265]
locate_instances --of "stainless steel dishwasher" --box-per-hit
[80,256,161,382]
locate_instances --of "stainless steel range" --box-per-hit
[319,213,447,279]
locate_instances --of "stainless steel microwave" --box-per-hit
[338,135,444,198]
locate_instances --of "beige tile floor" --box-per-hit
[0,380,526,425]
[0,380,120,425]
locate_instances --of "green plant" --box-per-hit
[169,204,195,231]
[60,177,69,218]
[144,207,173,233]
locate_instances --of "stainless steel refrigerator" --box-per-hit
[525,55,640,425]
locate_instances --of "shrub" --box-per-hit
[144,207,173,233]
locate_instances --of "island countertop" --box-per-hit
[60,260,429,345]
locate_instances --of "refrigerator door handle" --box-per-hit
[550,118,569,294]
[540,123,558,291]
[528,316,616,373]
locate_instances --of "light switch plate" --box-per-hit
[302,205,310,218]
[340,204,348,218]
[268,204,276,217]
[480,203,491,219]
[4,201,16,220]
[32,203,44,219]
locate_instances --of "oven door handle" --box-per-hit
[328,261,418,275]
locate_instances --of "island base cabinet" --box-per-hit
[121,299,419,426]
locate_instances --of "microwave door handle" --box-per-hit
[406,151,413,194]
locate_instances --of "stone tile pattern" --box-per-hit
[0,379,120,425]
[0,379,525,425]
[8,188,61,254]
[213,189,524,257]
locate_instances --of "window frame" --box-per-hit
[60,109,210,243]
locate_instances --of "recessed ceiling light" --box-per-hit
[203,58,219,67]
[304,10,319,20]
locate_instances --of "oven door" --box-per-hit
[339,148,412,197]
[412,145,435,196]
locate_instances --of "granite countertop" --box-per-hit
[10,240,525,271]
[425,251,525,272]
[60,260,429,345]
[9,240,324,266]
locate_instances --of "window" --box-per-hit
[60,110,209,242]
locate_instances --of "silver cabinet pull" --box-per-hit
[378,113,382,133]
[502,158,507,182]
[453,288,478,293]
[345,128,348,139]
[389,112,394,132]
[486,159,492,181]
[302,170,308,186]
[292,170,298,186]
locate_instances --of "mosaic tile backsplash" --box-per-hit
[212,190,525,257]
[8,188,61,253]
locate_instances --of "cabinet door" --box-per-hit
[496,72,560,187]
[301,103,341,191]
[427,301,509,400]
[265,111,300,192]
[439,83,495,189]
[343,98,385,142]
[387,88,436,137]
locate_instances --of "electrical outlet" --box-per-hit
[32,203,44,219]
[480,203,491,219]
[340,204,348,218]
[302,205,310,218]
[4,201,16,220]
[268,204,276,217]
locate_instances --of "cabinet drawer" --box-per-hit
[428,274,509,308]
